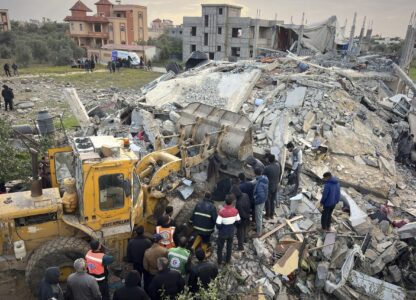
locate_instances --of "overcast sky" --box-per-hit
[1,0,414,37]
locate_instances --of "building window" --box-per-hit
[94,23,101,32]
[219,8,223,15]
[209,52,214,59]
[204,15,209,27]
[217,45,221,52]
[121,40,126,44]
[231,47,241,57]
[70,23,74,31]
[117,13,121,17]
[79,23,83,31]
[232,28,242,38]
[218,27,222,34]
[191,44,196,52]
[99,174,125,210]
[204,33,208,46]
[109,23,113,32]
[191,26,197,36]
[120,24,125,32]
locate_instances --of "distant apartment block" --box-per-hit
[151,18,173,31]
[183,4,280,61]
[64,0,148,48]
[0,9,10,32]
[148,18,182,40]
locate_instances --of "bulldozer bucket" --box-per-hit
[177,102,253,161]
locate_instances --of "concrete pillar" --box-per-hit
[348,12,357,54]
[297,13,305,55]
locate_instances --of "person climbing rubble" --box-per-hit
[286,142,303,195]
[190,192,217,255]
[320,172,340,231]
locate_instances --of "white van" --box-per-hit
[111,50,141,66]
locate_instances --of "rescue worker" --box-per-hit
[155,215,176,249]
[216,194,240,265]
[286,142,303,194]
[113,270,149,300]
[148,257,185,300]
[143,234,168,292]
[2,84,14,111]
[320,172,340,231]
[253,168,268,236]
[157,206,175,227]
[263,154,281,218]
[38,267,64,300]
[231,185,251,251]
[190,192,217,254]
[85,240,114,300]
[188,248,218,293]
[127,225,152,282]
[167,236,191,277]
[66,258,101,300]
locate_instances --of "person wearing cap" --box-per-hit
[113,270,149,300]
[66,258,102,300]
[1,84,14,111]
[148,257,185,300]
[188,248,218,293]
[85,240,114,300]
[127,225,152,283]
[320,172,340,231]
[157,206,176,227]
[286,142,303,195]
[143,234,168,292]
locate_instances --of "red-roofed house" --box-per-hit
[64,0,148,49]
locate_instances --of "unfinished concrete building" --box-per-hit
[183,4,280,61]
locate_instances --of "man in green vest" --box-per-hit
[167,236,191,277]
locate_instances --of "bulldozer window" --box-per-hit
[133,172,140,206]
[55,152,75,184]
[99,174,125,210]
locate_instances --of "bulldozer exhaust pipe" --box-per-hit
[29,148,42,197]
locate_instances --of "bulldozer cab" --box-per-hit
[48,136,142,234]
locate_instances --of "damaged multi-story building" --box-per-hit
[182,4,282,61]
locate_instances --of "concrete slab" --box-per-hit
[285,86,307,108]
[397,222,416,239]
[349,270,406,300]
[322,232,336,259]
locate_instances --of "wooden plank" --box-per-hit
[259,215,303,241]
[286,218,304,242]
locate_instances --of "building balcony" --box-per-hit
[69,32,109,39]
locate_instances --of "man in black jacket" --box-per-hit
[38,267,64,300]
[188,248,218,293]
[113,270,149,300]
[148,257,185,300]
[190,192,218,253]
[231,185,251,251]
[127,226,152,283]
[263,154,281,219]
[1,85,14,111]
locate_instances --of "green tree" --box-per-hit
[0,120,31,183]
[16,43,32,66]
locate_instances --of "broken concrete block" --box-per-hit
[397,222,416,239]
[370,244,398,275]
[302,111,316,133]
[315,262,329,288]
[379,220,390,235]
[349,270,406,300]
[285,86,307,108]
[253,238,272,259]
[177,185,194,200]
[376,241,393,253]
[298,218,314,230]
[365,249,378,261]
[388,265,402,283]
[322,232,336,260]
[341,190,367,227]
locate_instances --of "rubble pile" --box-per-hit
[125,53,416,299]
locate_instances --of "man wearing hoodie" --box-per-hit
[320,172,341,231]
[38,267,64,300]
[113,270,149,300]
[253,168,269,236]
[66,258,101,300]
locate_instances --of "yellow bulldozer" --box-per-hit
[0,102,252,294]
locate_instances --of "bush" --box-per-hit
[16,44,32,66]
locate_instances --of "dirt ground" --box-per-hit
[0,270,34,300]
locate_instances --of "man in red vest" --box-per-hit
[155,215,176,249]
[85,240,114,300]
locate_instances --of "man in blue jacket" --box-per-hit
[320,172,340,231]
[253,168,269,236]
